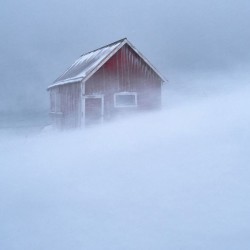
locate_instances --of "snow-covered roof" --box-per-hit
[48,38,165,89]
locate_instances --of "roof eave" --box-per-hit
[47,77,84,90]
[47,38,167,89]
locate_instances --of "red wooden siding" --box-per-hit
[85,44,162,120]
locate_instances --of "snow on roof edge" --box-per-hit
[48,38,167,90]
[47,77,84,90]
[82,39,127,83]
[52,38,126,85]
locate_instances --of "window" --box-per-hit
[114,92,137,108]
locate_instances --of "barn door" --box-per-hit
[84,95,104,126]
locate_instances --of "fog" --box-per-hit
[1,0,250,112]
[1,1,250,249]
[1,80,250,249]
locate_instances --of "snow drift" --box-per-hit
[0,82,250,250]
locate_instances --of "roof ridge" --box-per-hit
[80,38,127,57]
[48,38,166,90]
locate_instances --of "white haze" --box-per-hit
[1,0,250,112]
[1,0,250,248]
[0,76,250,249]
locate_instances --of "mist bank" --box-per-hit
[2,0,250,112]
[0,81,249,249]
[1,66,249,115]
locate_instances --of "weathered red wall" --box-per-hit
[85,44,162,120]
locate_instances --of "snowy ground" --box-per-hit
[0,78,250,250]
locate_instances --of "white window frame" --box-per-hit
[114,92,138,108]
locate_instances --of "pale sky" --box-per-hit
[1,0,250,112]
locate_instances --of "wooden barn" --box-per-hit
[47,38,165,129]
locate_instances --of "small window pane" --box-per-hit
[115,93,137,107]
[117,95,135,106]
